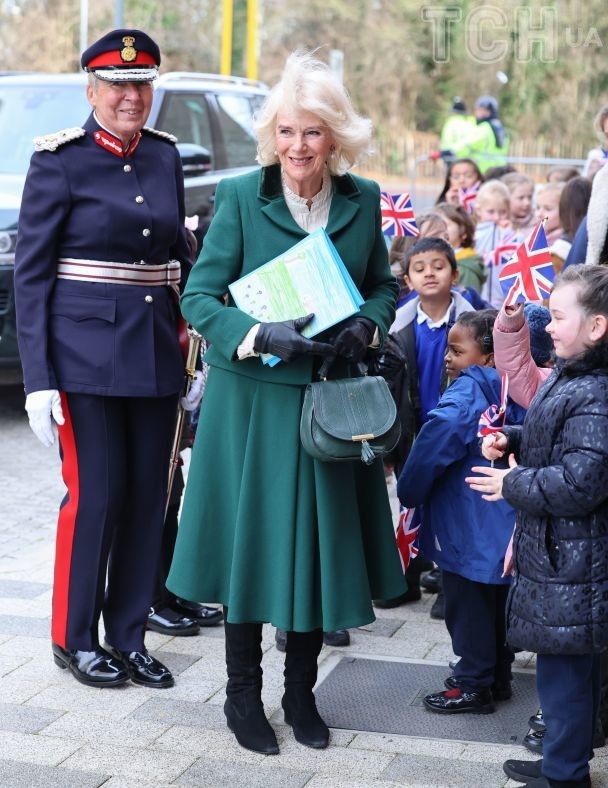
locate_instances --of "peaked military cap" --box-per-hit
[81,29,160,82]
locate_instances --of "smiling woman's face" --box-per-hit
[87,79,153,145]
[275,110,334,198]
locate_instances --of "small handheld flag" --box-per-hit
[483,229,519,270]
[498,222,554,306]
[478,374,509,437]
[380,192,420,237]
[458,181,481,215]
[395,506,420,572]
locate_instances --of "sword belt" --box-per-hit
[57,258,181,287]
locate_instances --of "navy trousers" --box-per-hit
[442,569,513,692]
[54,392,178,651]
[538,652,601,783]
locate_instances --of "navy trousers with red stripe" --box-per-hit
[54,392,178,652]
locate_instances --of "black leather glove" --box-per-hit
[332,316,376,363]
[254,313,336,363]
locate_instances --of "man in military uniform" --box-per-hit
[14,29,197,687]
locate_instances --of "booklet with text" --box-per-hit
[229,229,364,366]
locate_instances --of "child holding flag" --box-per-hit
[397,310,525,714]
[467,265,608,787]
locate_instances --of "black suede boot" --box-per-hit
[224,620,279,754]
[282,628,329,749]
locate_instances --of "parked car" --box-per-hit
[0,71,267,383]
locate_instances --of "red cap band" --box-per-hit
[87,51,157,69]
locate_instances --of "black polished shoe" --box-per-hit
[52,643,129,688]
[323,629,350,647]
[424,686,494,714]
[104,642,174,688]
[172,598,223,627]
[524,729,545,755]
[420,567,441,593]
[374,586,421,607]
[430,590,445,620]
[282,691,329,749]
[224,696,279,755]
[147,606,200,637]
[275,628,287,653]
[503,758,543,783]
[444,674,512,701]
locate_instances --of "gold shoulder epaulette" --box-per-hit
[33,127,86,152]
[142,126,178,144]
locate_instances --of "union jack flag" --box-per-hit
[483,229,519,269]
[458,181,481,215]
[395,506,420,572]
[380,192,420,237]
[478,374,509,437]
[499,222,554,306]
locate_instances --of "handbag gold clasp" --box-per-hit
[352,433,375,441]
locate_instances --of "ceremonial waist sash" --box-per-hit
[57,258,181,287]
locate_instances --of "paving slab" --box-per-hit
[0,730,82,766]
[39,710,169,747]
[175,758,313,787]
[381,752,510,786]
[354,618,404,638]
[128,696,227,730]
[0,758,108,788]
[0,614,50,638]
[25,684,151,718]
[0,702,64,734]
[59,742,197,782]
[0,579,52,599]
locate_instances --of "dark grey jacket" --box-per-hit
[503,345,608,654]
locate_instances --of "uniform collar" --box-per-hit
[258,164,361,237]
[416,298,454,328]
[85,112,141,158]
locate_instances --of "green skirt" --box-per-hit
[167,366,406,632]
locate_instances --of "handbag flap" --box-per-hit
[311,375,397,440]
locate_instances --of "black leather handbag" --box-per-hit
[300,360,401,465]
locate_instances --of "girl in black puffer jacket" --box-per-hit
[467,264,608,788]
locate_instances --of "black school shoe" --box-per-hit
[147,606,200,636]
[52,643,129,688]
[524,721,606,755]
[374,586,422,607]
[503,758,543,783]
[172,598,224,627]
[504,760,590,788]
[430,590,445,620]
[444,675,512,701]
[104,643,174,688]
[323,630,350,647]
[423,686,494,714]
[420,567,441,593]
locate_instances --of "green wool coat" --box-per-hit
[166,165,407,632]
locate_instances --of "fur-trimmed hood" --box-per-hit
[585,163,608,265]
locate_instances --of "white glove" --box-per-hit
[180,370,204,412]
[25,389,65,447]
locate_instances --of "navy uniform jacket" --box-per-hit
[14,113,191,397]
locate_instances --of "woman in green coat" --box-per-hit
[167,52,406,755]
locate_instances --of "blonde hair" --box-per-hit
[475,179,510,210]
[255,51,372,175]
[501,172,535,193]
[536,181,564,202]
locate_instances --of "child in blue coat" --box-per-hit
[397,309,525,714]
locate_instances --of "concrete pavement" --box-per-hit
[1,386,607,787]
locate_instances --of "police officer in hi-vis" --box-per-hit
[14,29,198,688]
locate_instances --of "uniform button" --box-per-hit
[123,164,132,172]
[142,228,151,237]
[145,295,154,303]
[135,195,144,204]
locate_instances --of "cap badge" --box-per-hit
[121,36,137,62]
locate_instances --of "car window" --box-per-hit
[215,93,258,168]
[0,84,89,175]
[156,93,213,153]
